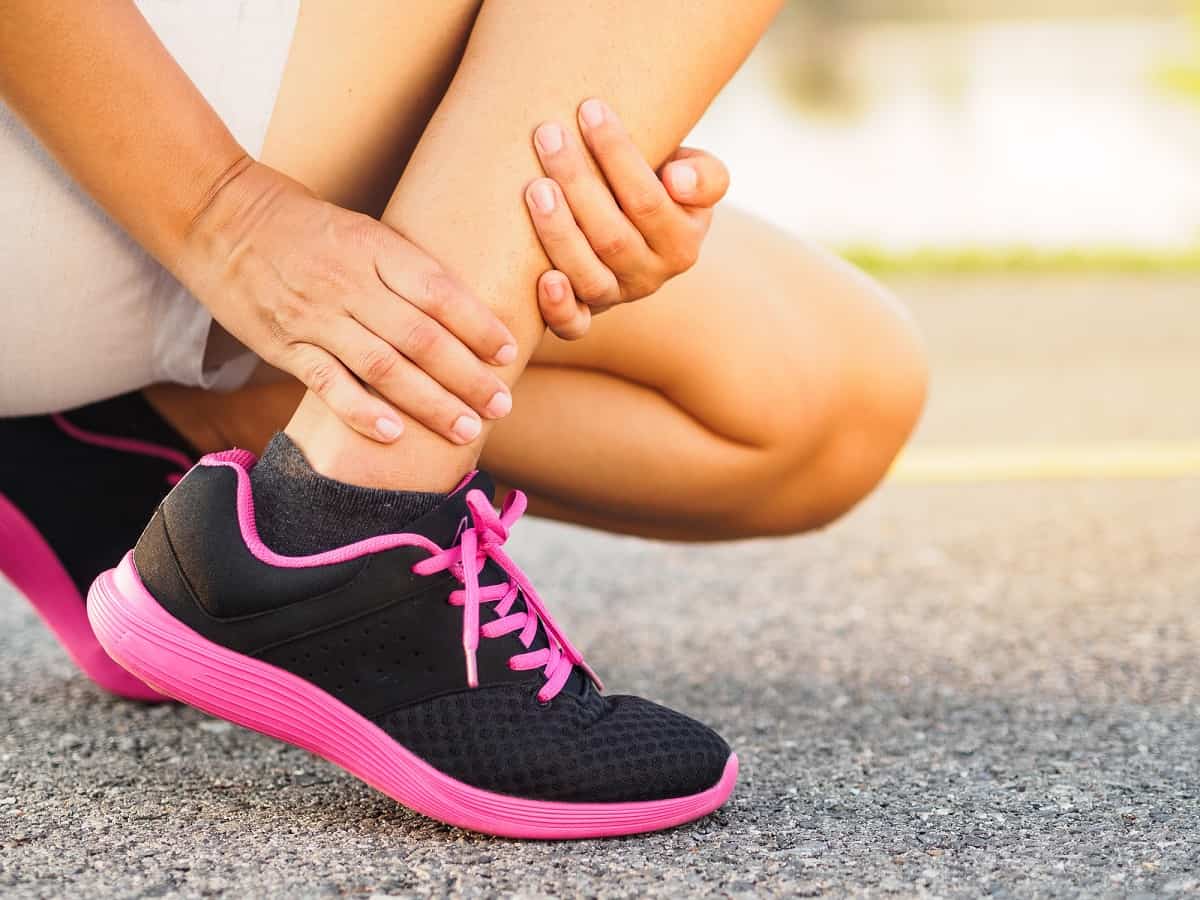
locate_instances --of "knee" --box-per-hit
[747,274,929,536]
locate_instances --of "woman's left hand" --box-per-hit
[526,99,730,340]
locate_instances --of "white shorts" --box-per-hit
[0,0,300,416]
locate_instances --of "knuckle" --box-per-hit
[617,273,659,301]
[302,358,339,398]
[360,347,400,384]
[420,270,457,318]
[592,231,630,260]
[627,188,668,219]
[575,272,617,304]
[311,257,354,296]
[271,293,309,336]
[403,320,442,358]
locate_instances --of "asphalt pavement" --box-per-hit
[1,276,1197,898]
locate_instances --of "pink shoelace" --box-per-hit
[411,489,603,703]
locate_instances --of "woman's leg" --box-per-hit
[281,0,782,492]
[488,210,927,540]
[151,0,924,541]
[156,209,926,540]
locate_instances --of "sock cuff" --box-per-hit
[251,433,447,553]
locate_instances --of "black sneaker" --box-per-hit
[88,449,737,838]
[0,394,192,701]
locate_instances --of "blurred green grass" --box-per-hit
[841,245,1200,275]
[777,4,1200,274]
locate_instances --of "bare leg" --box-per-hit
[488,211,927,540]
[149,0,924,539]
[146,0,484,456]
[282,0,782,492]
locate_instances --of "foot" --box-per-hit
[88,449,737,837]
[0,393,191,702]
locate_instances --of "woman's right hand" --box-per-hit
[178,160,517,445]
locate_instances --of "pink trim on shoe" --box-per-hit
[52,414,193,474]
[0,494,166,702]
[195,452,602,693]
[88,552,737,839]
[197,454,441,567]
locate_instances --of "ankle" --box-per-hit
[286,392,477,493]
[250,433,448,554]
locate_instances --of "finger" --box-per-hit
[532,119,648,279]
[347,289,513,422]
[284,343,406,444]
[576,99,692,253]
[322,318,488,445]
[372,230,518,366]
[660,147,731,210]
[537,270,591,341]
[525,178,622,307]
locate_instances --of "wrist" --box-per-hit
[175,158,301,287]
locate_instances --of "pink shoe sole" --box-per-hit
[0,493,166,702]
[88,553,739,839]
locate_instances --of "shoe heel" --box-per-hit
[86,559,179,701]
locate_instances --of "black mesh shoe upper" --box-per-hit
[134,460,731,803]
[375,682,730,803]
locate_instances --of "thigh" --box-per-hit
[482,206,925,535]
[528,205,921,451]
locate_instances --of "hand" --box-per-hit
[526,98,730,340]
[180,161,517,445]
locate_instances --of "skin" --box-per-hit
[4,0,928,540]
[151,0,928,540]
[279,0,785,493]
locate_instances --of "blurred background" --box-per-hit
[691,0,1200,482]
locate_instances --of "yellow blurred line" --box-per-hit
[889,442,1200,484]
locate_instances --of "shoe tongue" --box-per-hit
[404,470,495,549]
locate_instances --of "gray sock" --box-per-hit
[250,433,447,555]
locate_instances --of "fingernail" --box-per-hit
[530,181,556,214]
[668,164,698,195]
[535,123,563,155]
[544,278,566,302]
[452,415,481,443]
[493,342,518,365]
[580,99,606,129]
[485,391,512,418]
[376,417,403,441]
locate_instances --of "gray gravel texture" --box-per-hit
[2,276,1199,898]
[2,477,1198,899]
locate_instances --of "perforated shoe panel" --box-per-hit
[373,683,730,802]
